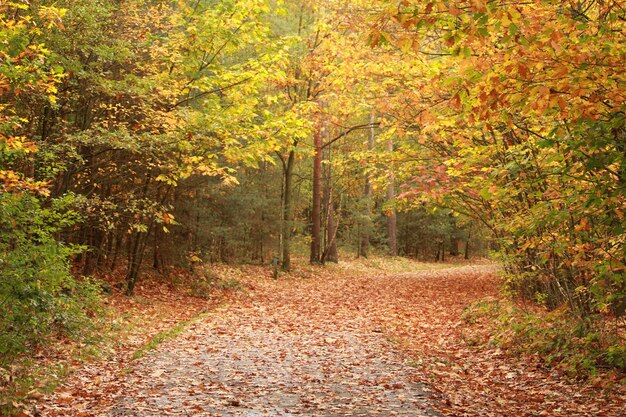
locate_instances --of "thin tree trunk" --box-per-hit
[323,192,338,263]
[386,137,397,256]
[281,150,296,271]
[153,227,163,272]
[109,233,123,272]
[101,232,113,268]
[310,125,322,264]
[278,165,285,264]
[464,226,472,260]
[360,111,375,258]
[83,229,105,276]
[125,228,151,296]
[321,140,337,263]
[124,172,153,294]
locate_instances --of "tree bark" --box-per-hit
[321,141,338,263]
[109,232,123,272]
[281,150,296,271]
[310,125,322,264]
[359,111,376,258]
[464,226,472,260]
[124,172,153,295]
[153,227,163,272]
[386,137,397,256]
[322,191,338,263]
[125,228,151,296]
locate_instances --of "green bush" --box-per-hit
[463,299,626,379]
[0,193,102,367]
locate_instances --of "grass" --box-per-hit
[130,301,231,360]
[132,319,191,360]
[326,254,467,276]
[0,268,227,416]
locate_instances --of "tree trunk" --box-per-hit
[310,126,322,264]
[125,228,151,296]
[464,226,472,260]
[153,227,163,272]
[83,228,105,276]
[322,192,338,263]
[386,138,397,256]
[124,173,153,294]
[101,232,113,268]
[281,150,296,271]
[109,232,123,272]
[450,237,461,256]
[321,145,338,263]
[359,111,376,258]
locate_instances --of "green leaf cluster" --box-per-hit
[0,193,102,366]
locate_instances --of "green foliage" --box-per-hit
[169,166,282,265]
[463,299,626,379]
[0,193,102,366]
[214,277,243,291]
[395,208,480,260]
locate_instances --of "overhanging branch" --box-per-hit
[321,122,381,150]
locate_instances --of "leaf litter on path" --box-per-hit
[36,262,625,416]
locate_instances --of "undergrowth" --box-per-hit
[463,299,626,382]
[188,269,243,298]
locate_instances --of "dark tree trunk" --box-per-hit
[153,227,164,272]
[83,228,104,276]
[109,233,124,272]
[281,150,296,271]
[101,232,113,268]
[450,237,461,256]
[435,240,445,262]
[310,126,322,264]
[125,229,150,296]
[321,147,338,264]
[464,227,472,260]
[124,173,153,294]
[322,193,338,263]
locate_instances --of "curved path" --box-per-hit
[40,264,499,417]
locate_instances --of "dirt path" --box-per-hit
[105,307,437,416]
[40,265,490,417]
[37,263,624,416]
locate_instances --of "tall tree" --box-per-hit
[359,110,376,258]
[310,115,323,264]
[386,137,398,256]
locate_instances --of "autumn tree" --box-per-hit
[371,0,625,316]
[0,0,102,368]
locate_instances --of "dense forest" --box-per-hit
[1,0,625,413]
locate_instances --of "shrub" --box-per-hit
[0,193,102,367]
[463,299,626,379]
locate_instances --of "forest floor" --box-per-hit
[22,258,626,416]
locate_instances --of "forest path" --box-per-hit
[39,263,499,417]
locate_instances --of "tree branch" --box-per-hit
[321,122,381,150]
[167,77,252,110]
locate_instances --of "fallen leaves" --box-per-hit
[29,258,626,416]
